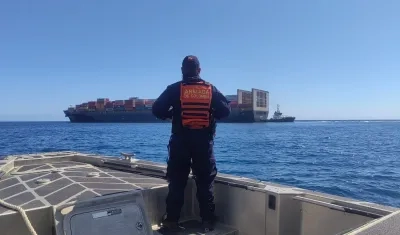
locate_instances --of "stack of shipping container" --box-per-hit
[124,99,135,111]
[110,100,122,111]
[88,101,96,111]
[225,95,238,108]
[73,97,157,113]
[135,99,145,110]
[105,102,114,112]
[77,103,88,111]
[114,100,124,106]
[226,91,254,110]
[96,98,109,111]
[238,90,253,110]
[144,99,155,109]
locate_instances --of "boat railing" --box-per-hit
[293,196,383,219]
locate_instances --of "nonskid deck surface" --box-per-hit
[0,151,237,234]
[0,152,168,215]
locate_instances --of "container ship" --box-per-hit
[64,88,269,123]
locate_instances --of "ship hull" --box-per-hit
[65,110,168,123]
[267,117,295,123]
[218,109,269,123]
[64,109,269,123]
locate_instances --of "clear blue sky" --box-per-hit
[1,0,399,121]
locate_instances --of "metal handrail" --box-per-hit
[293,196,383,219]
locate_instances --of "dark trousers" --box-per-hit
[165,133,217,222]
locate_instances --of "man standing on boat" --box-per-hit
[152,55,231,232]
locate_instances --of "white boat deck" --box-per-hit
[0,151,399,235]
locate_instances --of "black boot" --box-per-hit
[158,214,185,234]
[202,215,217,233]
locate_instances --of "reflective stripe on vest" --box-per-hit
[180,81,212,129]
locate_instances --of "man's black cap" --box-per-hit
[182,55,200,70]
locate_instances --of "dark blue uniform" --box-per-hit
[152,55,230,231]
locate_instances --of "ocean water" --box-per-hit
[1,121,400,207]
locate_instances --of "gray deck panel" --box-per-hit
[72,190,99,202]
[121,177,167,184]
[135,183,168,189]
[35,178,73,197]
[62,172,110,177]
[68,176,126,184]
[80,182,139,190]
[32,165,52,171]
[21,200,46,210]
[106,172,147,178]
[48,164,75,168]
[0,178,19,189]
[17,165,44,172]
[5,192,35,206]
[51,161,87,166]
[26,173,63,189]
[50,163,86,168]
[0,184,26,199]
[19,172,47,181]
[45,183,86,205]
[96,168,123,173]
[64,167,101,172]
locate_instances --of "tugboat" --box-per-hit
[267,104,295,122]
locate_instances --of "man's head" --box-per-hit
[181,55,201,77]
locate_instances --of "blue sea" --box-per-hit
[1,121,400,207]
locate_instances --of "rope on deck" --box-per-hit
[0,199,38,235]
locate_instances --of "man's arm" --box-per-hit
[211,86,231,119]
[152,86,173,120]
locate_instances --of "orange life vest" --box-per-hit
[180,81,213,129]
